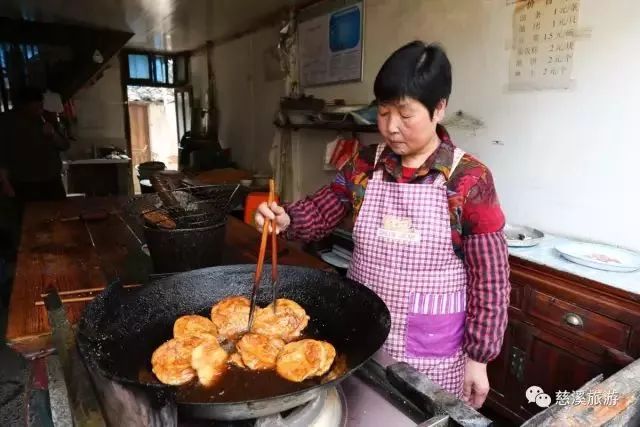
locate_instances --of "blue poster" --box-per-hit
[329,6,361,52]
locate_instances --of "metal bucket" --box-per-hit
[144,220,227,273]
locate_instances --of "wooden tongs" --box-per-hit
[247,179,279,330]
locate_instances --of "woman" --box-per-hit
[255,41,510,409]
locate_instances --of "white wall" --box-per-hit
[72,56,126,158]
[293,0,639,252]
[212,25,285,174]
[148,101,178,169]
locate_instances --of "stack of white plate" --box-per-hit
[319,245,352,270]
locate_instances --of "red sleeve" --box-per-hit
[454,160,505,236]
[462,232,511,363]
[283,141,376,242]
[283,185,348,243]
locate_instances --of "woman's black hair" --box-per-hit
[373,41,452,118]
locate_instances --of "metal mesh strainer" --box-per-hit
[126,184,245,230]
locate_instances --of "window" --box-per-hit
[0,42,40,111]
[154,56,167,83]
[124,51,188,87]
[128,54,150,80]
[167,58,174,84]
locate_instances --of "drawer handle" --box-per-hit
[563,312,584,328]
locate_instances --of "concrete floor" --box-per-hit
[1,296,28,426]
[0,252,29,426]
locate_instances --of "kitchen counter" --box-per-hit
[63,159,132,196]
[509,234,640,296]
[6,196,330,358]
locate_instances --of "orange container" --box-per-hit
[244,192,280,227]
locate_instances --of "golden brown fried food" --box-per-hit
[235,333,285,371]
[141,209,176,230]
[151,336,205,385]
[191,337,229,386]
[210,296,251,340]
[252,298,309,342]
[173,315,218,340]
[276,339,336,382]
[228,352,246,369]
[321,354,348,384]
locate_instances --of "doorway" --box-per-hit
[127,86,186,192]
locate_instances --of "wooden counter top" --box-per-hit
[6,196,329,358]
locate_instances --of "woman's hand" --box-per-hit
[462,359,490,409]
[254,202,290,234]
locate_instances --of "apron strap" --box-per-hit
[451,147,465,173]
[434,147,465,186]
[372,143,386,180]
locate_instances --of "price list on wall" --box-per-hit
[508,0,581,90]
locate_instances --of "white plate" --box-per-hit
[320,251,350,269]
[504,224,544,247]
[555,242,640,272]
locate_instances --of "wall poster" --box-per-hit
[508,0,581,90]
[298,1,363,87]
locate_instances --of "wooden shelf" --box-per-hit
[275,122,378,133]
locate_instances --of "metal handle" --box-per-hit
[563,312,584,327]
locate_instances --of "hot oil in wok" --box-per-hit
[176,366,320,403]
[139,334,347,403]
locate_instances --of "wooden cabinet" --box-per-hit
[486,257,640,424]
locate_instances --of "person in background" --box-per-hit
[255,41,510,409]
[0,87,69,202]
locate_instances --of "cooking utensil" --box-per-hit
[126,184,242,230]
[60,210,110,222]
[270,215,279,313]
[76,265,391,420]
[504,224,544,247]
[36,284,143,306]
[39,284,142,299]
[247,179,275,329]
[556,242,640,272]
[36,296,95,306]
[269,180,279,313]
[47,209,111,223]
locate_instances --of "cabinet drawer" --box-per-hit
[527,290,630,350]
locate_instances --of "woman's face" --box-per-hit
[377,98,445,156]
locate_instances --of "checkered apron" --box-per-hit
[347,144,468,397]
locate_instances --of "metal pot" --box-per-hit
[143,220,227,273]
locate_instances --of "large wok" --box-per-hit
[77,264,391,420]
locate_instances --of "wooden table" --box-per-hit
[6,196,329,358]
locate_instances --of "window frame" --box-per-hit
[122,49,189,88]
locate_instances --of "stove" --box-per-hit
[46,350,492,427]
[178,375,414,427]
[179,387,346,427]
